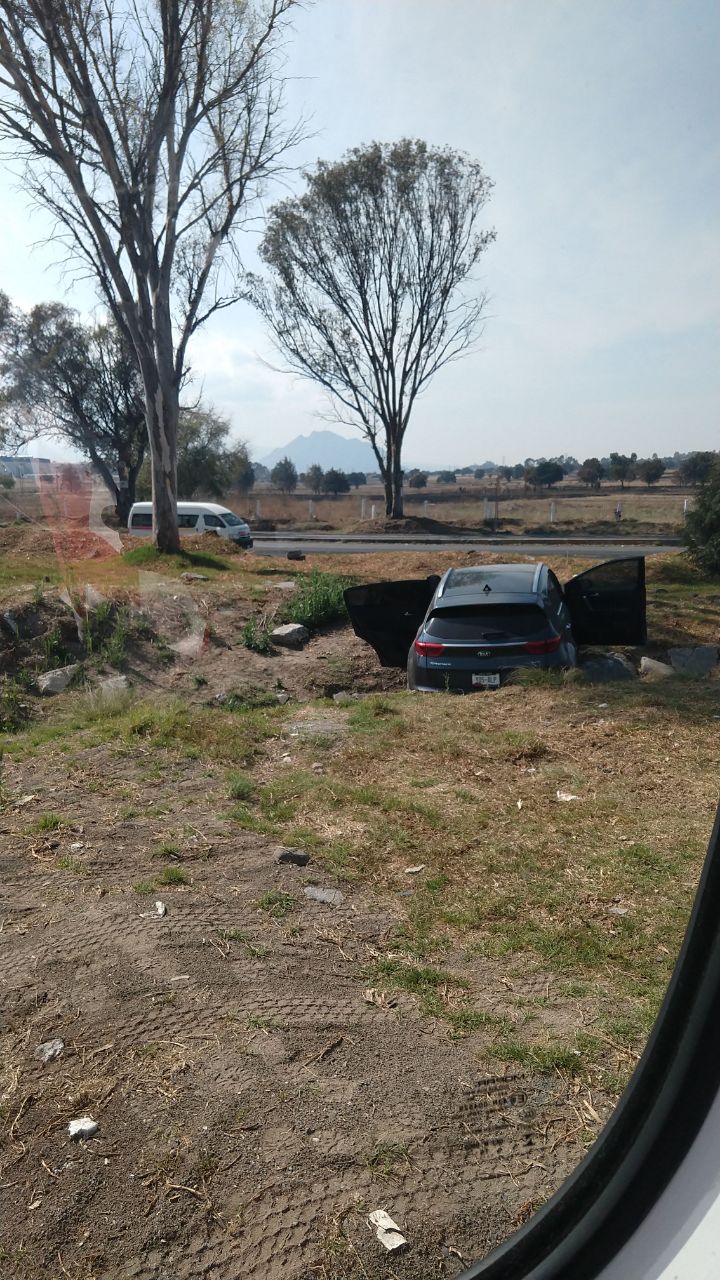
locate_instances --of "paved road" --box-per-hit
[252,537,676,559]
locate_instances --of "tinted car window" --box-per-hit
[131,512,152,528]
[178,513,199,528]
[425,604,550,640]
[203,514,224,527]
[220,511,244,527]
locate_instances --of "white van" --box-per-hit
[127,502,253,548]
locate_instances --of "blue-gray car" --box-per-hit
[344,558,646,691]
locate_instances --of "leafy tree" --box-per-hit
[497,466,514,483]
[271,456,298,493]
[408,472,427,489]
[254,139,495,518]
[0,471,15,491]
[137,409,253,501]
[678,452,717,486]
[637,458,666,486]
[346,471,367,489]
[303,464,324,494]
[510,463,525,480]
[608,452,637,488]
[177,410,233,499]
[685,461,720,574]
[321,468,350,495]
[227,445,255,495]
[0,298,145,522]
[529,460,565,488]
[436,470,457,484]
[0,0,300,551]
[578,458,605,489]
[474,468,486,481]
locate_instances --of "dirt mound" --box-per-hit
[0,521,55,558]
[347,514,492,536]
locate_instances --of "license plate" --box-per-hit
[472,672,501,688]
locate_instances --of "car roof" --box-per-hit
[129,501,234,514]
[437,563,546,603]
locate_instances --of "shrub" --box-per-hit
[684,462,720,575]
[283,570,350,629]
[240,616,273,654]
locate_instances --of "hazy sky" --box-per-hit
[0,0,718,467]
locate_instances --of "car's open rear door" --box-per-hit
[563,557,646,645]
[343,577,439,667]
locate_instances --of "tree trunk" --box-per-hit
[385,427,404,518]
[391,450,404,518]
[143,366,180,553]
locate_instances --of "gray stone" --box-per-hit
[181,572,209,581]
[277,847,311,867]
[276,691,291,704]
[669,645,719,676]
[34,1038,64,1064]
[286,550,306,561]
[271,623,310,649]
[275,581,297,591]
[84,584,107,609]
[96,674,130,699]
[304,885,344,906]
[38,664,80,694]
[578,653,637,683]
[332,691,360,705]
[640,656,673,679]
[1,611,19,639]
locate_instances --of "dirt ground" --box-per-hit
[0,737,600,1280]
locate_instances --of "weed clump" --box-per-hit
[257,889,294,919]
[282,570,351,630]
[0,678,30,733]
[240,616,272,654]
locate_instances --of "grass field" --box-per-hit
[1,535,719,1278]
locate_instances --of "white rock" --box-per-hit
[640,656,673,679]
[557,790,580,802]
[38,664,80,694]
[367,1210,407,1252]
[34,1038,65,1064]
[141,900,167,919]
[68,1116,98,1140]
[271,623,310,649]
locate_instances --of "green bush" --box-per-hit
[0,678,29,733]
[240,616,272,654]
[684,462,720,574]
[283,570,351,630]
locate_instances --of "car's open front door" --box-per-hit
[563,556,646,645]
[343,577,440,667]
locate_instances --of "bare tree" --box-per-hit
[253,140,495,517]
[0,296,146,522]
[0,0,300,549]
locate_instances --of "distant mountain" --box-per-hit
[258,431,378,474]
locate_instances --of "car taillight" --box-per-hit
[525,635,562,655]
[414,640,445,658]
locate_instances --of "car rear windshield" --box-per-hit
[425,604,551,641]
